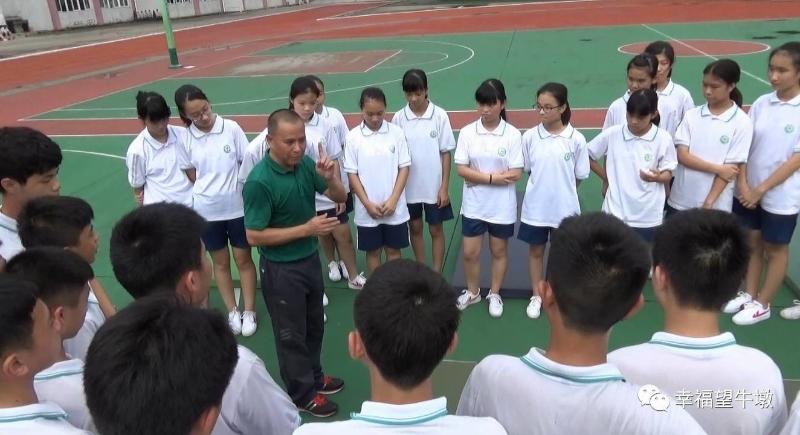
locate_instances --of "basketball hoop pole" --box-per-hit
[158,0,181,69]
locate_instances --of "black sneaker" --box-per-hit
[318,375,344,395]
[299,394,338,418]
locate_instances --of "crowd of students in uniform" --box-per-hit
[0,38,799,434]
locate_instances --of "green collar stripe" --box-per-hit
[0,412,66,423]
[520,356,625,384]
[649,338,736,350]
[35,369,83,380]
[350,408,448,426]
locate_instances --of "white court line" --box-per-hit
[364,49,402,72]
[316,0,598,21]
[617,39,771,57]
[62,149,125,160]
[640,24,771,87]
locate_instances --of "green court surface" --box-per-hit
[52,18,800,421]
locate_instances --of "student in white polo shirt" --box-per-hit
[781,393,800,435]
[645,40,696,135]
[519,82,589,320]
[724,42,800,325]
[602,53,658,131]
[0,275,88,434]
[295,259,507,435]
[6,248,96,432]
[175,84,258,337]
[457,213,706,435]
[0,127,62,271]
[126,91,193,207]
[343,87,411,273]
[454,78,523,318]
[668,59,752,214]
[609,209,787,435]
[589,89,678,243]
[391,69,456,273]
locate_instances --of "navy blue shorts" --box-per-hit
[408,202,454,225]
[517,223,554,246]
[461,216,514,239]
[631,226,658,243]
[733,198,798,245]
[356,223,409,251]
[202,217,249,251]
[317,206,349,225]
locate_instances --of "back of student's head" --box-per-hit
[110,203,206,299]
[547,213,650,334]
[5,247,93,310]
[0,275,39,360]
[18,195,94,249]
[354,259,459,389]
[136,91,171,122]
[653,209,749,310]
[627,88,661,126]
[84,294,238,435]
[703,59,743,107]
[0,127,62,194]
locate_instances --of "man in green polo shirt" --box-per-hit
[243,109,347,418]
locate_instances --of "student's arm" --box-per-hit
[348,173,383,218]
[677,146,739,181]
[438,152,452,207]
[703,176,730,209]
[457,164,493,184]
[89,277,117,317]
[0,257,5,273]
[126,149,146,205]
[184,168,197,183]
[380,135,411,216]
[132,187,144,206]
[741,153,800,207]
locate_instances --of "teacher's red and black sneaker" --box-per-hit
[299,394,338,418]
[318,375,344,395]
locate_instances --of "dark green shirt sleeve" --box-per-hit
[243,179,272,230]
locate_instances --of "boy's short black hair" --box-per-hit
[354,259,459,389]
[110,203,206,299]
[547,213,650,334]
[84,294,238,435]
[18,196,94,249]
[653,209,749,310]
[0,127,62,193]
[5,247,94,309]
[0,275,39,357]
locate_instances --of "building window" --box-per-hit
[55,0,92,12]
[102,0,129,7]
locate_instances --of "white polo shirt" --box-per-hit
[0,402,90,434]
[343,121,411,227]
[34,358,94,432]
[0,210,22,262]
[185,116,248,222]
[391,102,456,204]
[239,127,268,184]
[780,392,800,435]
[603,91,630,131]
[454,119,524,225]
[457,348,706,435]
[669,104,752,212]
[609,332,787,435]
[588,124,678,228]
[520,124,589,228]
[304,113,343,211]
[746,91,800,215]
[125,125,193,207]
[320,105,351,192]
[294,397,507,435]
[63,284,105,362]
[657,79,695,136]
[214,345,301,435]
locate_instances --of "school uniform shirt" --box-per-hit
[239,127,268,184]
[780,392,800,435]
[603,89,688,137]
[603,91,630,131]
[343,121,411,227]
[456,348,707,435]
[214,345,301,435]
[125,124,193,207]
[304,113,343,211]
[520,124,589,228]
[588,124,678,228]
[391,102,456,204]
[669,103,753,212]
[185,116,248,222]
[293,397,508,435]
[34,358,94,432]
[0,402,91,434]
[609,332,787,435]
[746,91,800,215]
[320,105,351,192]
[454,119,524,225]
[0,210,22,262]
[657,79,695,136]
[63,284,105,362]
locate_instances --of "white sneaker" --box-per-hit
[327,261,341,282]
[722,291,753,314]
[526,296,542,319]
[339,260,349,281]
[228,309,242,335]
[732,301,771,325]
[241,311,257,337]
[348,272,366,290]
[456,289,481,311]
[487,293,503,318]
[323,293,329,307]
[780,300,800,320]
